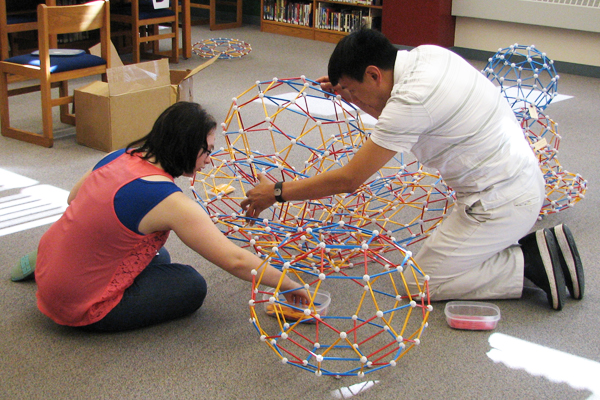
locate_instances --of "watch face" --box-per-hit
[274,188,282,196]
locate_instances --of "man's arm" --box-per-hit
[241,138,397,218]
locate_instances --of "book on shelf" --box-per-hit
[263,0,313,27]
[318,0,382,5]
[316,3,367,32]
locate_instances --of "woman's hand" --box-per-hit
[280,280,311,306]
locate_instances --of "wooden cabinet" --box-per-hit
[261,0,382,44]
[381,0,455,47]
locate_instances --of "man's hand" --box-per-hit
[315,76,352,103]
[240,174,276,221]
[315,76,335,95]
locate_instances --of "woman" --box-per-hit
[30,102,308,332]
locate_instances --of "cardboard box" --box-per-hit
[169,55,218,103]
[74,55,217,152]
[89,41,124,68]
[75,58,172,152]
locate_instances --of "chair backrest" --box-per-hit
[38,0,108,36]
[36,0,110,72]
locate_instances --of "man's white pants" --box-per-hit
[412,171,545,301]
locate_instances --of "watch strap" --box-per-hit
[274,181,285,203]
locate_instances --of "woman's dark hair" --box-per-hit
[126,102,216,177]
[328,29,398,86]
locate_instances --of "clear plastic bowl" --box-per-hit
[263,288,331,322]
[444,301,501,330]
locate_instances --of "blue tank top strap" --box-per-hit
[115,179,181,235]
[93,148,127,170]
[92,148,182,234]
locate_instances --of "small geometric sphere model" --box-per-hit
[514,105,561,164]
[483,44,559,111]
[192,38,252,59]
[514,106,587,216]
[190,76,449,375]
[538,157,587,217]
[485,44,587,218]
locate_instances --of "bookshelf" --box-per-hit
[261,0,382,44]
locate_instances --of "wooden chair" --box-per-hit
[111,0,179,64]
[0,0,111,147]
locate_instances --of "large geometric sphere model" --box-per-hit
[190,76,448,375]
[191,76,455,244]
[248,223,432,377]
[483,44,559,110]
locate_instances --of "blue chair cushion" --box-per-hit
[111,0,175,19]
[7,14,36,24]
[4,53,106,73]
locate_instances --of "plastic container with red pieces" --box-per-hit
[444,301,501,330]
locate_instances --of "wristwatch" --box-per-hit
[274,181,285,203]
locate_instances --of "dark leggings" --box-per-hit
[80,248,207,332]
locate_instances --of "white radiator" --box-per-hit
[452,0,600,33]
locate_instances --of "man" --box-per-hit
[241,29,584,310]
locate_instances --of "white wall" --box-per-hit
[454,17,600,67]
[452,0,600,67]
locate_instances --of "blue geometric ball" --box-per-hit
[483,44,559,111]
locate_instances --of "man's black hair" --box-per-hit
[126,102,216,177]
[328,29,398,86]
